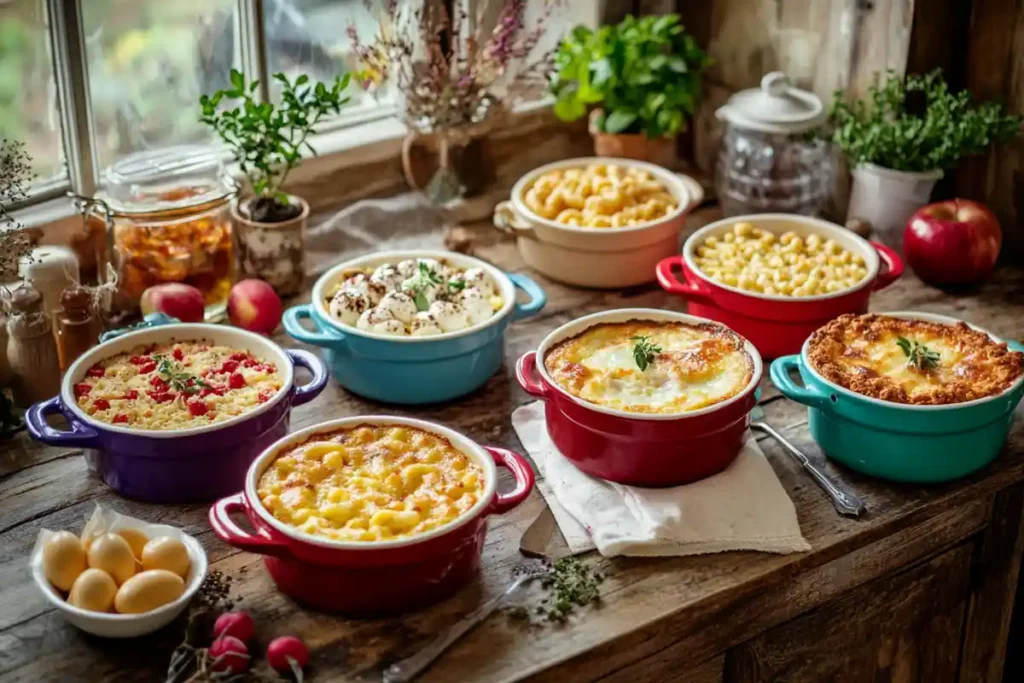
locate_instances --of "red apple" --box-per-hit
[140,283,205,322]
[228,279,283,335]
[903,199,1002,286]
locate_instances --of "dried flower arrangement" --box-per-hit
[348,0,563,200]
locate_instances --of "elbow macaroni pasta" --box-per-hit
[693,222,869,297]
[257,425,485,542]
[523,163,678,228]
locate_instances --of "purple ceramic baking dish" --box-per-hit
[26,324,328,503]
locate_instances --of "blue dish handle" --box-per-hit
[770,355,831,409]
[286,349,329,406]
[26,396,101,448]
[508,273,546,322]
[283,304,340,347]
[99,312,179,343]
[1007,340,1024,353]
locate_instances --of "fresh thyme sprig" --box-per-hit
[405,262,466,311]
[630,335,662,371]
[896,336,940,371]
[156,357,212,395]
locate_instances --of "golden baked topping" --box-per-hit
[258,424,485,542]
[543,320,753,414]
[693,222,869,297]
[523,163,678,228]
[807,314,1024,405]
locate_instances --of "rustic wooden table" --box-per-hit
[2,208,1023,682]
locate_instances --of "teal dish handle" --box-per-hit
[770,355,831,409]
[99,312,179,342]
[508,273,546,321]
[283,304,339,347]
[1007,340,1024,353]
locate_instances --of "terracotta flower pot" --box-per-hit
[231,195,309,297]
[589,109,677,167]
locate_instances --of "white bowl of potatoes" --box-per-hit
[493,157,703,289]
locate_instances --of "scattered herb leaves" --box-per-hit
[896,336,940,370]
[630,335,662,371]
[535,558,604,624]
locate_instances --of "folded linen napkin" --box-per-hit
[511,401,811,558]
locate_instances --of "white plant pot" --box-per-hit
[846,163,942,243]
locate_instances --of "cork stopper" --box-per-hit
[60,286,92,311]
[9,285,42,314]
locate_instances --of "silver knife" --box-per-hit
[751,406,865,517]
[519,507,558,559]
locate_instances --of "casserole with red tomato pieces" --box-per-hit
[75,340,283,429]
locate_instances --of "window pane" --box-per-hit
[264,0,390,113]
[0,0,66,186]
[82,0,239,171]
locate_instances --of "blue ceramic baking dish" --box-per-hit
[283,250,546,404]
[770,312,1024,483]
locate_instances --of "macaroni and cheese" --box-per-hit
[325,257,503,337]
[808,314,1024,405]
[544,320,753,414]
[258,424,486,542]
[693,222,869,297]
[75,341,282,429]
[523,163,678,228]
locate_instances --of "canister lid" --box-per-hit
[716,72,825,134]
[98,145,234,215]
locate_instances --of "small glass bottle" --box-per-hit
[6,286,61,407]
[55,286,103,373]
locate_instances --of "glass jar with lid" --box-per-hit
[715,71,834,217]
[79,145,237,319]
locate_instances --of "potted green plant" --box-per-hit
[831,69,1022,241]
[200,69,350,296]
[550,14,710,166]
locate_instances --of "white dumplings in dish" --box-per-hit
[326,257,503,337]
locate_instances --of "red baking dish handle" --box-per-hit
[870,241,904,291]
[516,352,551,400]
[655,255,714,301]
[208,493,292,558]
[485,447,535,516]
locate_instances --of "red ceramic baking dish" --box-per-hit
[516,309,762,487]
[656,214,903,359]
[208,416,533,615]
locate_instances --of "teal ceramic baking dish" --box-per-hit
[283,250,545,405]
[770,312,1024,483]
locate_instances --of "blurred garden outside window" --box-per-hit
[3,0,595,215]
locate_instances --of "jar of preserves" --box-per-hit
[82,146,236,320]
[715,72,834,217]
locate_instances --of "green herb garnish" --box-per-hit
[630,335,662,371]
[535,558,604,624]
[157,359,211,395]
[896,336,940,370]
[405,263,470,311]
[447,277,466,294]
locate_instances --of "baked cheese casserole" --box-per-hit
[543,321,754,414]
[258,424,485,542]
[808,314,1024,405]
[76,341,282,429]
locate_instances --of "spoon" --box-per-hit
[750,406,865,517]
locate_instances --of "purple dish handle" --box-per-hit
[286,348,329,407]
[26,396,101,448]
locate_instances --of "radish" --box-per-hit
[209,636,250,674]
[213,611,256,643]
[267,635,308,681]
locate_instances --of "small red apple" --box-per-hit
[140,283,205,322]
[903,199,1002,286]
[228,279,283,335]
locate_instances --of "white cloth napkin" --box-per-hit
[512,401,811,558]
